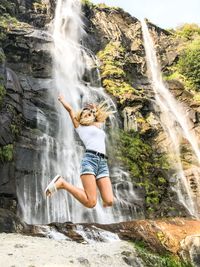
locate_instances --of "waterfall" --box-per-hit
[141,19,200,217]
[18,0,144,224]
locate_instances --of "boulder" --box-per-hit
[0,208,24,233]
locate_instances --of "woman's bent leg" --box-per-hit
[55,175,97,208]
[96,177,114,207]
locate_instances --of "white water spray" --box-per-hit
[18,0,144,224]
[141,19,200,217]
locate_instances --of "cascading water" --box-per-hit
[18,0,144,224]
[141,19,200,217]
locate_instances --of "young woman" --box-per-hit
[45,95,114,208]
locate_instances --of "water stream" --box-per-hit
[141,19,200,217]
[18,0,144,224]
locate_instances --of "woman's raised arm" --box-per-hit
[58,95,79,128]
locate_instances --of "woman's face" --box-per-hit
[80,108,96,125]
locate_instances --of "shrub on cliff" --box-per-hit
[0,84,6,106]
[0,144,14,162]
[177,39,200,90]
[111,130,170,214]
[176,23,200,40]
[81,0,94,7]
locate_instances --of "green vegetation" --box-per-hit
[10,123,20,136]
[0,13,24,42]
[98,42,137,103]
[165,24,200,92]
[193,92,200,103]
[175,23,200,40]
[0,144,14,162]
[0,14,20,29]
[10,113,23,137]
[0,0,16,16]
[112,130,170,212]
[0,49,6,106]
[33,1,48,13]
[0,49,5,64]
[134,241,192,267]
[95,2,120,10]
[164,69,194,91]
[81,0,119,10]
[96,3,108,8]
[0,84,6,106]
[81,0,94,7]
[177,39,200,89]
[0,1,26,40]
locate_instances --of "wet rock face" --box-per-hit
[146,22,179,70]
[0,51,21,199]
[0,2,55,210]
[0,208,24,232]
[82,5,145,81]
[16,0,53,27]
[181,235,200,266]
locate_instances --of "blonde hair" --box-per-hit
[76,101,114,126]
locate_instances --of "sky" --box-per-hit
[91,0,200,29]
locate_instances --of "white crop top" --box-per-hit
[75,125,106,155]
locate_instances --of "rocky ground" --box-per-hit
[1,210,200,266]
[0,233,141,267]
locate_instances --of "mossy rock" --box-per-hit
[97,41,138,103]
[0,48,6,64]
[0,13,21,30]
[0,84,6,106]
[103,79,136,103]
[0,0,17,16]
[0,144,14,162]
[111,129,170,214]
[32,1,48,13]
[133,241,192,267]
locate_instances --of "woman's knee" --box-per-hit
[85,199,97,208]
[103,198,114,207]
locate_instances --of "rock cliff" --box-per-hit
[1,1,200,266]
[0,0,200,220]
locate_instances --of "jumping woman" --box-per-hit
[44,95,114,208]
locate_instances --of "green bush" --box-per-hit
[111,130,170,212]
[97,42,136,103]
[134,241,192,267]
[0,14,20,29]
[0,13,28,42]
[176,23,200,40]
[177,39,200,89]
[81,0,94,7]
[0,84,6,106]
[0,144,14,162]
[0,49,6,64]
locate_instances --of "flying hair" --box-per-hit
[76,101,115,126]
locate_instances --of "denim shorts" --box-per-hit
[80,152,109,180]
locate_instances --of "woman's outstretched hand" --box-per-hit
[57,95,79,128]
[58,94,65,102]
[58,95,73,114]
